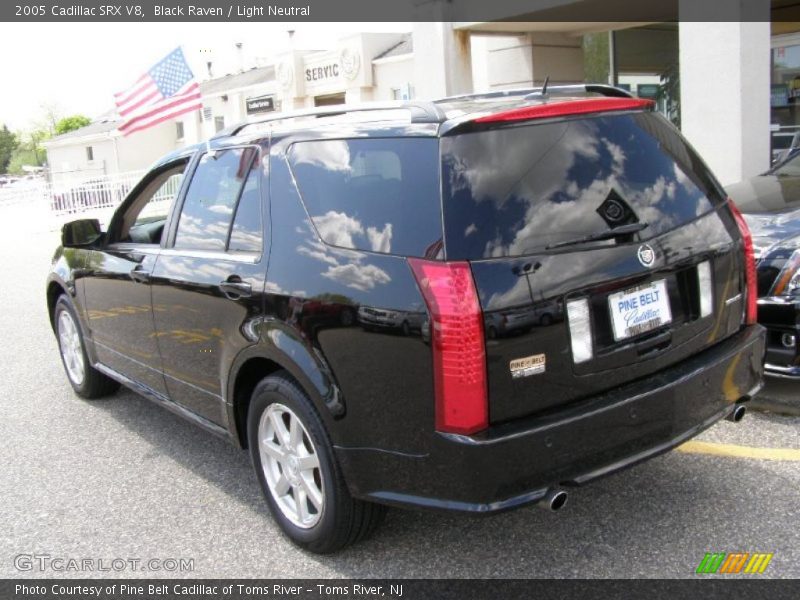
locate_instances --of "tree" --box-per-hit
[6,128,50,174]
[0,124,17,174]
[54,115,91,136]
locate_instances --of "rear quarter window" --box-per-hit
[288,138,443,258]
[441,112,724,260]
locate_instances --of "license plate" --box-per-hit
[609,280,672,342]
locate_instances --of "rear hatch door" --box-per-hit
[441,107,746,424]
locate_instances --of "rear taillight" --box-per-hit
[409,259,488,435]
[728,199,758,325]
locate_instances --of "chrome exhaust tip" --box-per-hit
[726,404,746,423]
[539,489,568,512]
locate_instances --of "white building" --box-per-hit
[43,33,416,186]
[45,17,793,189]
[43,64,278,186]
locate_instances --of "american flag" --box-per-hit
[115,47,201,136]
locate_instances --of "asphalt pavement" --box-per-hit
[0,212,798,579]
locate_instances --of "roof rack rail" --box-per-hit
[436,84,634,104]
[214,101,448,139]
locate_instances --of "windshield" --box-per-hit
[441,112,725,260]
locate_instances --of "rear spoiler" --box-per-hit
[437,83,635,103]
[440,96,654,136]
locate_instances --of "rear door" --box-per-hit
[441,110,747,423]
[150,146,268,426]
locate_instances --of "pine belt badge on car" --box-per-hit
[509,353,546,378]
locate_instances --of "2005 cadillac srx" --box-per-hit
[47,85,765,553]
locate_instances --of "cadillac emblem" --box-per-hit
[637,243,656,268]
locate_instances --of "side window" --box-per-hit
[228,167,263,253]
[287,138,443,258]
[174,147,258,251]
[118,162,187,245]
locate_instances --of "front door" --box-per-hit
[150,146,267,426]
[83,160,189,397]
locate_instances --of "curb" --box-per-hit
[749,397,800,417]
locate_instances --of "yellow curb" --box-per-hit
[676,440,800,461]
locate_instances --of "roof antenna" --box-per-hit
[541,75,550,96]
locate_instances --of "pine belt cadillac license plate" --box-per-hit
[609,280,672,342]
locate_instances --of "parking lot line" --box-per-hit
[677,440,800,461]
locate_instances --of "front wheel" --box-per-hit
[248,372,385,553]
[54,296,119,399]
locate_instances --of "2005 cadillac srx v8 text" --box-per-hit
[47,85,766,553]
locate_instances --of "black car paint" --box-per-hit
[727,170,800,376]
[47,110,765,513]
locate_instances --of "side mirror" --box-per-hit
[62,219,102,248]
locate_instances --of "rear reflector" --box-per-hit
[408,259,488,435]
[728,200,758,325]
[473,97,654,124]
[566,298,593,363]
[697,261,714,318]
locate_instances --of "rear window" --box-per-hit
[288,138,443,258]
[442,112,724,260]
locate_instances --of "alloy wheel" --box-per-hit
[258,403,324,528]
[58,310,85,386]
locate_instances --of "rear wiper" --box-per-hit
[545,222,648,250]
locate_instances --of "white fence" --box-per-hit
[0,170,171,233]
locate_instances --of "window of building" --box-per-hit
[771,35,800,162]
[176,121,185,140]
[86,146,94,161]
[174,146,258,252]
[214,116,225,132]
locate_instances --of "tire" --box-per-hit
[539,313,553,327]
[248,371,386,553]
[400,320,410,336]
[54,295,120,399]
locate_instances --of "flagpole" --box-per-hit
[179,43,210,154]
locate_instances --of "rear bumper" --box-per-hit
[757,297,800,378]
[336,325,765,513]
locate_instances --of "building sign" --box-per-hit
[772,84,790,108]
[305,63,339,83]
[340,47,361,80]
[636,84,660,100]
[246,95,275,115]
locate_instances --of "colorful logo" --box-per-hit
[695,552,773,574]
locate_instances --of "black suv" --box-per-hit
[48,85,766,553]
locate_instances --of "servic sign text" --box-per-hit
[306,63,339,82]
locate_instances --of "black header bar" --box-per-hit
[1,579,799,600]
[0,0,789,22]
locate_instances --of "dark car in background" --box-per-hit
[728,150,800,377]
[48,86,764,554]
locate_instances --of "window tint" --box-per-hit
[288,138,443,258]
[228,167,263,253]
[174,147,257,251]
[441,112,724,260]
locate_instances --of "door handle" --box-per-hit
[220,277,252,299]
[130,265,151,283]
